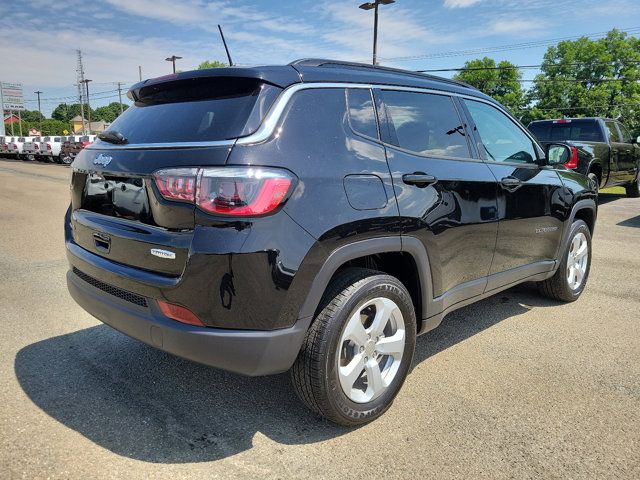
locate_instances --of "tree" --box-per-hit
[197,60,227,69]
[453,57,526,113]
[51,103,96,123]
[20,110,45,123]
[530,29,640,135]
[94,102,128,123]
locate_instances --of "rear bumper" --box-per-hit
[67,268,311,376]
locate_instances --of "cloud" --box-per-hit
[444,0,482,8]
[489,17,540,35]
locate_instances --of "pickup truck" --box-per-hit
[40,136,65,163]
[8,136,36,160]
[23,136,42,161]
[528,118,640,197]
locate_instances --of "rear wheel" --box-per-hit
[291,268,416,426]
[538,220,591,302]
[61,154,73,165]
[626,175,640,198]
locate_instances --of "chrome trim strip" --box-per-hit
[86,81,537,151]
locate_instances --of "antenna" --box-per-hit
[217,25,234,66]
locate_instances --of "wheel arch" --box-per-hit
[297,236,433,333]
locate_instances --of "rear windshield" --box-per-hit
[528,120,604,142]
[108,77,280,144]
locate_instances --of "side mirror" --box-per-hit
[545,143,571,165]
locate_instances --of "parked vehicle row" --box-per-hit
[0,135,96,165]
[527,118,640,197]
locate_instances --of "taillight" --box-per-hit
[153,167,295,217]
[565,146,579,169]
[34,144,39,150]
[154,168,198,202]
[46,144,51,150]
[157,300,204,326]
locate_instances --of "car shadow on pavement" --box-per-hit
[15,284,560,464]
[597,191,626,205]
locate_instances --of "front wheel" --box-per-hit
[291,268,416,426]
[61,154,73,165]
[538,220,591,302]
[626,175,640,198]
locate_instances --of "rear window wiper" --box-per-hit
[98,130,128,145]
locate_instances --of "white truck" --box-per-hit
[8,136,36,159]
[40,136,65,163]
[22,136,42,161]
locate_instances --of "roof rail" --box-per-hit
[289,58,470,88]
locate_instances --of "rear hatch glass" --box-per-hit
[528,120,604,142]
[104,77,280,144]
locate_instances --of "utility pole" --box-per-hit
[165,55,182,73]
[117,82,123,115]
[81,79,93,134]
[359,0,395,66]
[76,50,86,135]
[18,110,22,136]
[34,90,43,134]
[0,83,5,137]
[138,65,142,81]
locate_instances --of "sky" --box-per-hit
[1,0,639,116]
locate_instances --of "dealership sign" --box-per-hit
[1,82,25,111]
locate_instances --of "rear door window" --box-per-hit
[605,121,621,142]
[347,89,378,139]
[616,123,632,143]
[381,90,470,158]
[528,121,604,142]
[110,77,281,144]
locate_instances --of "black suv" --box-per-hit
[66,59,597,425]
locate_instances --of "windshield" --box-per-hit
[108,77,280,144]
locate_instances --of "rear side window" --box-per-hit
[381,90,470,158]
[528,121,604,142]
[605,121,621,142]
[110,77,281,144]
[347,89,378,139]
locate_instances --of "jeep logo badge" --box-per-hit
[93,153,113,167]
[150,248,176,260]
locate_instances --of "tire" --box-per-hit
[538,220,591,302]
[587,172,599,193]
[626,175,640,198]
[61,155,73,165]
[290,267,417,426]
[54,155,63,164]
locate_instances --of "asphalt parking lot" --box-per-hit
[0,158,638,479]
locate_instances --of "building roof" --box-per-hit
[71,115,85,122]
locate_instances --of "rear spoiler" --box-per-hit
[128,65,301,102]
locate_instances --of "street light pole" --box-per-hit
[81,79,93,134]
[165,55,182,73]
[358,0,395,66]
[34,90,43,134]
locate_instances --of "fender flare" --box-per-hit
[561,199,597,251]
[297,236,433,326]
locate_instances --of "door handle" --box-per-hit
[500,176,522,190]
[402,173,437,187]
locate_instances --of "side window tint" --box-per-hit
[382,90,470,158]
[347,89,378,139]
[464,99,537,164]
[604,121,620,142]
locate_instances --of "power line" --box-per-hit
[417,60,640,73]
[515,102,640,112]
[379,26,640,62]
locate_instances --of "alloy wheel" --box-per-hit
[337,297,406,403]
[567,232,588,290]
